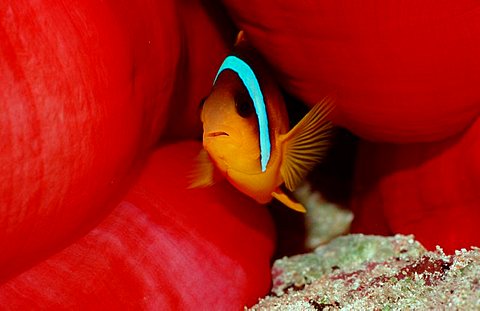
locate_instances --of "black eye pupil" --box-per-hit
[234,89,255,118]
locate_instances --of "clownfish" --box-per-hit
[189,31,334,213]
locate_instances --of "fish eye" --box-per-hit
[234,89,255,118]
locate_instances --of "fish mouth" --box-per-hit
[206,131,229,138]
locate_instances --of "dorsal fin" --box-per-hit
[187,149,219,189]
[235,30,246,46]
[280,97,335,191]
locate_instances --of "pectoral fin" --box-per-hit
[272,189,306,213]
[187,149,220,189]
[279,96,335,191]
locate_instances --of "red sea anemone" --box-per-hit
[1,0,479,308]
[222,0,480,253]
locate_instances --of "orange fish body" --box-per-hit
[190,32,333,212]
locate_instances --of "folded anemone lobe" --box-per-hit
[221,0,480,252]
[222,0,480,143]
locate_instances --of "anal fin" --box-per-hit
[280,96,335,191]
[272,189,306,213]
[187,149,219,189]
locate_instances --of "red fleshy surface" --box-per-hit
[221,0,480,252]
[0,0,180,278]
[0,142,275,309]
[222,0,480,143]
[351,117,480,253]
[2,0,480,307]
[0,0,276,307]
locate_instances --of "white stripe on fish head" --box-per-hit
[213,55,271,172]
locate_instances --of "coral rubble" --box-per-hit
[250,234,480,310]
